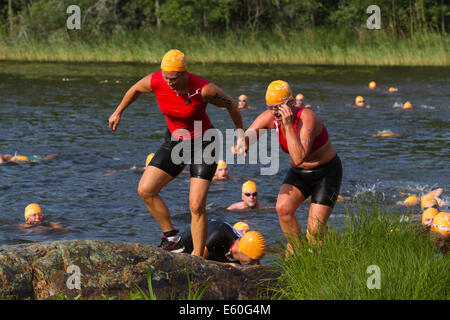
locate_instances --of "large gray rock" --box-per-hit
[0,240,279,300]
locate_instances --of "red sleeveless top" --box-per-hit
[274,107,329,154]
[150,72,211,140]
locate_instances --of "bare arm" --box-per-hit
[280,106,315,166]
[108,74,153,131]
[202,83,243,131]
[233,110,273,154]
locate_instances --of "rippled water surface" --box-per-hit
[0,62,449,263]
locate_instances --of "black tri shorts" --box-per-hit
[148,129,218,181]
[282,155,343,208]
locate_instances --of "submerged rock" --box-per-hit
[0,240,279,300]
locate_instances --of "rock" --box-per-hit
[0,240,279,300]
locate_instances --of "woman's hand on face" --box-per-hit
[278,104,294,126]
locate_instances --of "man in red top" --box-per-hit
[108,49,245,257]
[233,80,342,255]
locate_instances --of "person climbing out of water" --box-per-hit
[108,49,245,257]
[0,152,60,164]
[295,93,311,108]
[233,80,342,255]
[212,160,230,182]
[227,180,267,211]
[353,96,371,109]
[179,219,266,265]
[237,94,253,110]
[17,203,69,233]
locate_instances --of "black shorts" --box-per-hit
[148,129,218,181]
[282,155,343,208]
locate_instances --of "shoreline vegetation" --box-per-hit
[0,1,448,66]
[0,29,448,66]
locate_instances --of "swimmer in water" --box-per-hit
[402,188,445,208]
[102,153,154,176]
[353,96,371,109]
[212,160,230,182]
[0,152,60,164]
[368,81,376,89]
[108,49,245,257]
[295,93,311,108]
[227,181,267,211]
[402,101,413,109]
[17,203,69,233]
[371,130,402,138]
[237,94,253,110]
[233,221,251,234]
[179,219,266,265]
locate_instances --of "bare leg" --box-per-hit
[189,177,211,257]
[137,166,175,232]
[276,184,306,255]
[306,203,334,246]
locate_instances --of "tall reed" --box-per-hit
[0,28,447,65]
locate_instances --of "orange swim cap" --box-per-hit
[233,221,250,232]
[145,153,155,166]
[355,96,364,103]
[422,207,439,226]
[388,87,398,92]
[403,101,412,109]
[242,180,257,194]
[238,231,266,260]
[369,81,376,89]
[24,203,42,221]
[403,196,419,206]
[217,160,228,170]
[430,212,450,236]
[161,49,187,72]
[421,197,439,212]
[266,80,293,105]
[295,93,304,100]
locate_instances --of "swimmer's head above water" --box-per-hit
[241,180,258,208]
[24,203,44,225]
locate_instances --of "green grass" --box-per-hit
[0,28,448,66]
[271,203,449,300]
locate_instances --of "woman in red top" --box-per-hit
[108,50,245,257]
[235,80,342,254]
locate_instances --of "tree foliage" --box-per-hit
[0,0,448,38]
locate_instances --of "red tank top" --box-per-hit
[274,108,329,154]
[151,72,211,140]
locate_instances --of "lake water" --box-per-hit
[0,62,449,263]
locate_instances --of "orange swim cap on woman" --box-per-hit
[161,49,187,72]
[266,80,293,105]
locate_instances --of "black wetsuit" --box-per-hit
[180,219,242,262]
